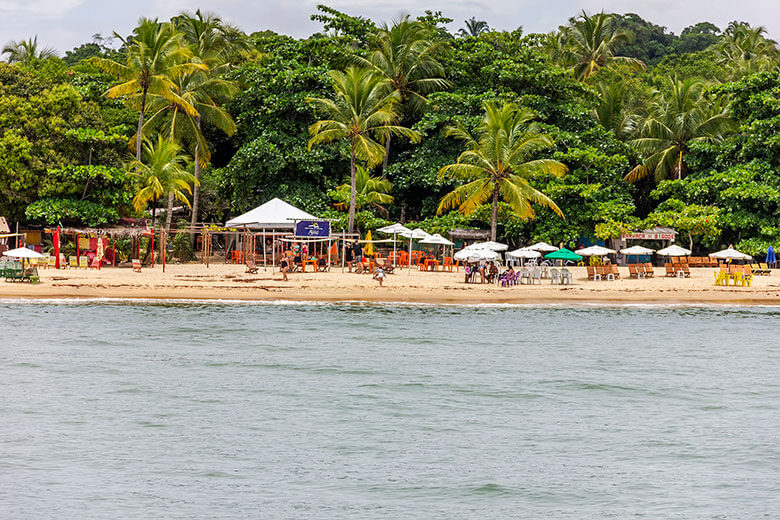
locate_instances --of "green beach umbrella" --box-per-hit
[544,248,582,262]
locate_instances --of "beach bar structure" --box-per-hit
[222,198,356,269]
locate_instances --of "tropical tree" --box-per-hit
[438,101,568,240]
[1,36,57,65]
[715,22,779,76]
[307,67,421,233]
[330,166,394,217]
[558,11,645,80]
[593,81,636,139]
[625,77,734,183]
[458,18,490,38]
[129,135,197,229]
[172,9,252,70]
[354,16,450,172]
[93,18,206,161]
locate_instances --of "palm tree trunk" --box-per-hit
[490,185,499,241]
[348,145,357,234]
[381,136,391,175]
[136,88,147,162]
[165,192,174,234]
[190,118,202,248]
[688,231,694,252]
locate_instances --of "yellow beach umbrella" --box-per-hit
[363,230,374,256]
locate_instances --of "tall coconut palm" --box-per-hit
[438,102,568,241]
[172,9,252,70]
[93,18,206,161]
[1,36,56,65]
[716,22,779,76]
[593,81,637,139]
[559,11,645,81]
[354,16,450,172]
[625,77,734,183]
[307,67,421,233]
[458,18,491,38]
[331,166,394,217]
[129,135,198,229]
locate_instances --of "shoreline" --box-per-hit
[1,263,779,306]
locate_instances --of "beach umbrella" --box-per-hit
[400,228,430,274]
[766,245,776,265]
[363,230,374,257]
[709,247,752,261]
[507,247,541,267]
[3,247,45,259]
[619,245,654,264]
[544,248,582,264]
[455,248,499,262]
[575,245,616,256]
[657,245,691,256]
[420,233,454,260]
[463,240,508,252]
[528,241,559,252]
[377,223,411,266]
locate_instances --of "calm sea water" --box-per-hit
[1,301,778,519]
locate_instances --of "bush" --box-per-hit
[172,232,195,261]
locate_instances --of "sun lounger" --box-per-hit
[643,263,654,277]
[586,265,600,281]
[245,257,259,274]
[628,264,640,279]
[665,264,675,277]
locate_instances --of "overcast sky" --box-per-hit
[1,0,779,55]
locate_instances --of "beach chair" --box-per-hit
[714,270,728,286]
[549,268,560,284]
[530,267,542,285]
[560,268,573,285]
[132,259,142,272]
[681,264,691,277]
[643,263,654,277]
[609,264,620,279]
[89,257,101,269]
[743,265,754,286]
[628,264,640,279]
[586,265,599,281]
[245,256,259,274]
[520,267,531,285]
[47,256,56,269]
[443,257,454,272]
[665,264,675,277]
[759,263,771,275]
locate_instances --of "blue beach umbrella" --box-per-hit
[767,245,776,265]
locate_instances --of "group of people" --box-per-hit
[464,261,501,284]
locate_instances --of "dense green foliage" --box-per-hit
[2,7,779,256]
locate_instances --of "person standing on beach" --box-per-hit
[345,241,354,272]
[353,240,363,274]
[373,267,385,287]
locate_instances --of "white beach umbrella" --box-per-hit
[399,228,431,274]
[463,240,508,252]
[657,245,691,256]
[377,223,411,266]
[507,247,541,259]
[3,247,45,259]
[419,233,454,246]
[528,241,559,252]
[455,247,498,261]
[619,245,655,255]
[709,248,752,260]
[575,245,616,256]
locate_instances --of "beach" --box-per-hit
[2,263,779,305]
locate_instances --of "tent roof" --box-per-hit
[225,198,317,229]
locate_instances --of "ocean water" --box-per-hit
[0,301,778,519]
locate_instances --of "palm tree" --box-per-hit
[1,36,56,65]
[93,18,206,161]
[129,135,198,229]
[438,102,568,241]
[558,11,645,81]
[625,77,734,183]
[308,67,420,233]
[458,18,491,38]
[354,16,450,172]
[172,9,252,70]
[716,22,779,76]
[330,166,394,217]
[593,81,637,139]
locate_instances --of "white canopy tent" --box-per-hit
[507,247,541,266]
[226,197,317,229]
